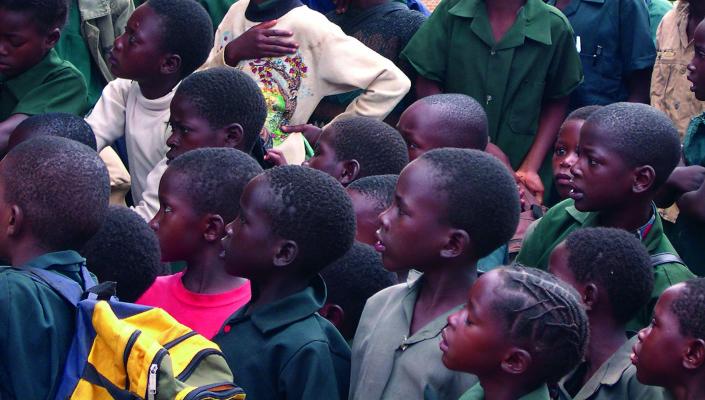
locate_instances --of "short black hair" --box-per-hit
[146,0,213,77]
[1,137,109,250]
[419,94,489,150]
[167,148,263,222]
[329,116,408,178]
[0,0,68,31]
[320,242,397,339]
[10,112,97,151]
[564,105,603,123]
[81,206,166,303]
[346,174,398,213]
[420,148,519,258]
[175,67,267,153]
[263,165,356,274]
[493,266,589,382]
[564,227,653,323]
[673,277,705,339]
[585,103,680,188]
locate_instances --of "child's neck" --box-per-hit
[582,314,627,386]
[247,273,310,312]
[10,240,52,267]
[137,76,181,100]
[182,249,247,294]
[597,198,654,233]
[485,0,526,43]
[669,375,705,400]
[481,378,543,400]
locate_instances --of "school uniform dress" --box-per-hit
[350,276,477,400]
[556,337,669,400]
[212,275,350,400]
[400,0,582,184]
[0,251,93,399]
[459,383,551,400]
[516,199,695,332]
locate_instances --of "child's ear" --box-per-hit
[273,240,298,267]
[319,303,345,330]
[202,214,225,242]
[582,282,599,312]
[160,54,182,76]
[440,229,470,259]
[44,28,61,49]
[339,160,360,186]
[683,338,705,370]
[222,123,245,149]
[632,165,656,194]
[500,347,532,375]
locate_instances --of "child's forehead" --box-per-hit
[0,8,44,33]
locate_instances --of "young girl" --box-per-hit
[441,266,589,400]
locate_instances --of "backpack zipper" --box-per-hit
[146,348,167,400]
[123,329,142,391]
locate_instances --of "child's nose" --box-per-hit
[562,153,578,167]
[148,216,159,231]
[636,326,649,342]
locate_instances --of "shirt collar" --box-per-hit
[20,250,86,271]
[566,201,663,248]
[76,0,113,20]
[461,383,550,400]
[1,49,62,96]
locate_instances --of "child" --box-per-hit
[0,0,88,149]
[201,0,411,165]
[346,174,398,246]
[516,102,695,331]
[401,0,583,204]
[87,0,214,208]
[350,148,520,400]
[631,278,705,400]
[548,228,667,399]
[132,66,268,221]
[137,148,262,339]
[441,266,589,400]
[215,165,355,399]
[0,136,109,399]
[320,241,397,341]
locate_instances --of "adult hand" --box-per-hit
[666,165,705,194]
[280,124,323,147]
[516,169,544,205]
[264,148,288,166]
[224,20,298,66]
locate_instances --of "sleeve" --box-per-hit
[131,158,167,222]
[280,341,350,400]
[99,147,131,206]
[86,79,130,151]
[399,0,452,83]
[544,18,583,99]
[514,217,547,267]
[199,5,239,70]
[12,68,88,117]
[620,0,657,72]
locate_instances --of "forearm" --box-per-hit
[677,182,705,223]
[519,96,568,173]
[626,68,652,104]
[415,75,443,99]
[0,114,29,154]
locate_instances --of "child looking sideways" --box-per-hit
[631,278,705,400]
[350,148,520,400]
[441,266,589,400]
[549,228,667,400]
[137,148,263,339]
[346,174,398,246]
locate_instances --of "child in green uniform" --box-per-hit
[0,0,88,151]
[215,165,355,399]
[549,228,668,400]
[0,137,109,399]
[516,103,696,331]
[440,266,589,400]
[631,278,705,400]
[400,0,583,204]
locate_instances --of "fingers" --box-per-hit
[281,124,312,133]
[253,20,278,30]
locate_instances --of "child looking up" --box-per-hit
[346,174,398,246]
[87,0,214,208]
[350,148,520,400]
[0,0,88,149]
[215,165,356,399]
[517,103,695,331]
[631,278,705,400]
[0,136,109,399]
[441,266,589,400]
[549,228,667,400]
[138,148,263,339]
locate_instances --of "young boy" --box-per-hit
[549,228,667,399]
[516,102,695,331]
[215,165,356,399]
[201,0,411,165]
[320,241,397,341]
[350,148,520,399]
[80,205,165,303]
[631,278,705,399]
[401,0,583,203]
[441,266,589,400]
[87,0,214,208]
[137,148,263,339]
[0,0,88,150]
[346,174,398,246]
[0,136,109,399]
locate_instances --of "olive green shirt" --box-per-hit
[515,199,695,331]
[0,49,88,120]
[459,383,550,400]
[400,0,583,173]
[557,336,669,400]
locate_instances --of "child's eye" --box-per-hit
[588,157,598,166]
[164,206,173,214]
[554,146,566,156]
[407,142,418,150]
[128,34,137,44]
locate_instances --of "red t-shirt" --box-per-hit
[136,272,251,339]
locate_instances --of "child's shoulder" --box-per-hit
[362,281,414,314]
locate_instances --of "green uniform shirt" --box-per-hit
[400,0,583,175]
[0,49,88,120]
[557,336,669,400]
[459,383,550,400]
[134,0,236,27]
[0,251,90,399]
[213,275,351,400]
[515,199,695,331]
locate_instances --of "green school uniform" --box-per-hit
[459,383,550,400]
[0,49,88,120]
[213,275,350,400]
[557,337,669,400]
[400,0,583,181]
[0,251,92,399]
[134,0,236,27]
[515,199,695,332]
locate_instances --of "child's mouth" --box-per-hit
[439,330,449,353]
[374,229,386,252]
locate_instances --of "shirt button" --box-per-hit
[490,49,496,55]
[223,325,232,333]
[486,95,493,104]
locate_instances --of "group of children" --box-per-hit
[0,0,705,399]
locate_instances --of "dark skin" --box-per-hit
[687,0,705,43]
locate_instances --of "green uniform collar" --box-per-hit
[0,49,63,95]
[20,250,86,271]
[460,383,550,400]
[76,0,114,20]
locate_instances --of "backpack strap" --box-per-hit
[23,267,87,306]
[650,252,686,268]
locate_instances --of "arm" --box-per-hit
[131,158,167,222]
[415,75,443,99]
[0,114,29,154]
[86,79,130,151]
[280,341,350,400]
[677,179,705,222]
[654,164,705,207]
[621,0,656,104]
[626,68,652,103]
